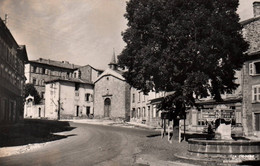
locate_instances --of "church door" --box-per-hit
[104,98,111,117]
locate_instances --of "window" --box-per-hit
[33,66,37,73]
[132,108,136,118]
[249,61,260,75]
[143,107,146,117]
[78,71,81,79]
[74,73,77,78]
[132,94,135,103]
[41,92,45,99]
[252,85,260,102]
[255,113,260,131]
[85,93,91,101]
[138,92,141,102]
[32,78,36,85]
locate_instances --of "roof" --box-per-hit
[240,15,260,26]
[29,58,81,69]
[78,64,104,72]
[109,49,117,65]
[94,68,125,83]
[195,96,242,106]
[45,77,93,85]
[0,17,19,48]
[245,50,260,61]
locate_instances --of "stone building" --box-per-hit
[241,1,260,136]
[0,17,28,123]
[45,78,94,119]
[25,59,103,101]
[25,58,81,101]
[130,89,165,127]
[94,53,131,120]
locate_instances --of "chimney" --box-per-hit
[253,1,260,17]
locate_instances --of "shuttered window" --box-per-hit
[252,85,260,103]
[255,113,260,131]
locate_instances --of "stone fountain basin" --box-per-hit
[188,138,260,160]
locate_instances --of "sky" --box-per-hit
[0,0,257,70]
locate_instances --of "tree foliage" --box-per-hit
[24,83,41,104]
[118,0,248,115]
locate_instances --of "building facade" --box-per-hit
[45,78,94,119]
[130,89,165,127]
[93,53,131,120]
[0,18,28,123]
[241,1,260,136]
[25,58,81,101]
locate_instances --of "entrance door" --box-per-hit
[104,98,111,117]
[39,108,41,117]
[76,106,79,117]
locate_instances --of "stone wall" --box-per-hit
[94,75,129,119]
[241,17,260,136]
[242,18,260,54]
[45,81,94,120]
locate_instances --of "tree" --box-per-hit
[24,83,41,104]
[118,0,248,116]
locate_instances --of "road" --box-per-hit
[0,122,164,166]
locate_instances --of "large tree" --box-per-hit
[24,83,41,104]
[118,0,248,116]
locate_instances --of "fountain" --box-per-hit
[186,121,260,163]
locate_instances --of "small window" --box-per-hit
[32,78,36,85]
[252,85,260,103]
[33,66,37,73]
[85,93,91,101]
[78,71,81,79]
[249,62,260,76]
[132,94,135,103]
[41,92,45,99]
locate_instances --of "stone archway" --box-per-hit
[104,98,111,117]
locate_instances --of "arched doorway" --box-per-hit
[104,98,111,117]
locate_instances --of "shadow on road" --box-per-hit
[0,119,76,147]
[237,160,260,165]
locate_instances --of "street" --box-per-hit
[0,122,200,166]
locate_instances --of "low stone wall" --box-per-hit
[188,138,260,161]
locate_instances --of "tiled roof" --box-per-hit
[78,64,104,72]
[240,16,260,26]
[30,58,81,69]
[46,77,93,85]
[94,68,125,83]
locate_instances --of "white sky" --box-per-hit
[0,0,256,70]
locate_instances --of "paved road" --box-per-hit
[0,122,161,166]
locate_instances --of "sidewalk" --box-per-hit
[66,118,160,130]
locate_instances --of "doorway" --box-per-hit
[104,98,111,117]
